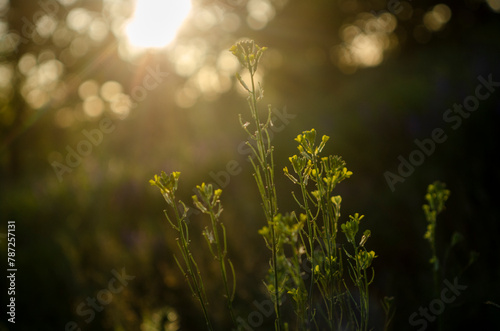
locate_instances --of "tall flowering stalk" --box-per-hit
[230,40,283,330]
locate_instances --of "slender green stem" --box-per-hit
[296,172,317,327]
[240,56,281,330]
[172,202,214,331]
[207,203,237,326]
[312,159,336,325]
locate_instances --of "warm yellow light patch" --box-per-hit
[125,0,192,49]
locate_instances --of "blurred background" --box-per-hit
[1,0,499,330]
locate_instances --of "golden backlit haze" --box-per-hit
[124,0,192,49]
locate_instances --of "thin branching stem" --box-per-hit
[249,67,282,331]
[207,203,238,326]
[172,200,214,331]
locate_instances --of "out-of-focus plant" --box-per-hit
[423,181,450,275]
[421,181,479,331]
[381,296,395,331]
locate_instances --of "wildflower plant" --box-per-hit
[422,180,450,307]
[230,40,283,329]
[192,183,237,326]
[422,180,477,282]
[423,181,450,272]
[149,175,238,330]
[230,40,379,330]
[259,212,308,328]
[341,213,376,331]
[149,172,214,330]
[150,40,384,331]
[231,40,379,330]
[284,129,376,330]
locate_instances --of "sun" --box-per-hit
[125,0,192,49]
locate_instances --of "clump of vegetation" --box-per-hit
[149,173,237,331]
[151,40,469,331]
[230,40,380,330]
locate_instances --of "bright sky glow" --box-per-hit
[125,0,192,49]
